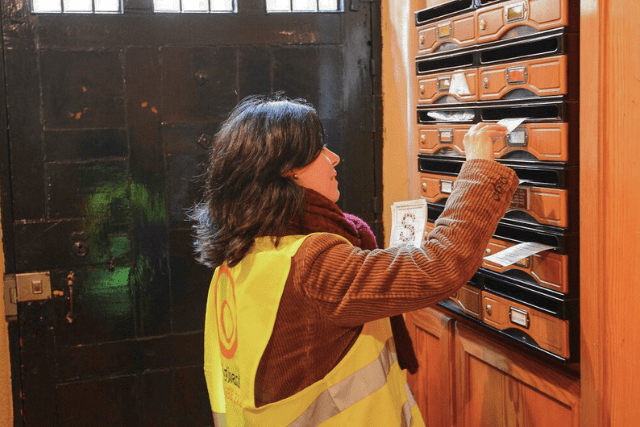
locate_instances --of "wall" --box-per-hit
[381,0,420,246]
[0,204,13,425]
[580,0,640,424]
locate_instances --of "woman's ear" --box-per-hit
[283,170,298,179]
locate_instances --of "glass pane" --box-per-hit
[33,0,62,12]
[95,0,120,12]
[266,0,290,11]
[64,0,92,12]
[318,0,338,11]
[211,0,233,11]
[183,0,208,11]
[154,0,180,11]
[292,0,316,11]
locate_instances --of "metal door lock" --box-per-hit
[4,272,52,320]
[72,240,89,258]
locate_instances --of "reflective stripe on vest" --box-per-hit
[290,337,418,427]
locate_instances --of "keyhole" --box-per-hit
[73,241,89,258]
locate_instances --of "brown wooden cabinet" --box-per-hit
[406,307,455,427]
[455,323,580,427]
[405,307,580,426]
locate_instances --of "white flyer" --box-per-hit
[389,199,428,248]
[483,242,556,267]
[449,72,471,96]
[497,117,527,133]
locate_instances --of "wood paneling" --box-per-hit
[405,308,455,427]
[580,0,640,424]
[455,323,580,427]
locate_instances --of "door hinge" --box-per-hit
[4,272,52,321]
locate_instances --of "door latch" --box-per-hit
[3,274,17,321]
[3,272,52,321]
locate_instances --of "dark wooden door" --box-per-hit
[0,0,382,425]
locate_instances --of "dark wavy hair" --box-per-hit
[190,94,326,268]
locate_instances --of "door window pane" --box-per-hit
[292,0,316,11]
[183,0,209,12]
[154,0,235,12]
[267,0,289,11]
[267,0,341,12]
[65,0,93,12]
[33,0,62,12]
[95,0,119,11]
[33,0,122,12]
[211,0,233,11]
[318,0,338,11]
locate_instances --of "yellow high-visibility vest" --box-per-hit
[204,234,425,427]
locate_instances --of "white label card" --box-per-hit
[483,242,556,267]
[497,117,527,133]
[389,199,428,248]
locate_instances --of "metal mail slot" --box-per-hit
[418,152,571,187]
[418,97,569,125]
[427,197,578,262]
[478,28,567,65]
[479,97,567,122]
[416,48,476,75]
[418,106,478,124]
[415,0,474,26]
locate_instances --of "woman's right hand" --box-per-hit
[463,122,508,161]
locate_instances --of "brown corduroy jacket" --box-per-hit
[254,159,519,407]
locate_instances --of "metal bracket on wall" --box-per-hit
[3,274,17,321]
[3,272,52,321]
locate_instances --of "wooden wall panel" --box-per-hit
[455,324,580,427]
[580,0,640,425]
[405,308,455,427]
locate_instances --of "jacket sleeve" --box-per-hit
[293,159,519,328]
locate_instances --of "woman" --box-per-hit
[193,94,518,426]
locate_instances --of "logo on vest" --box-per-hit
[215,265,238,359]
